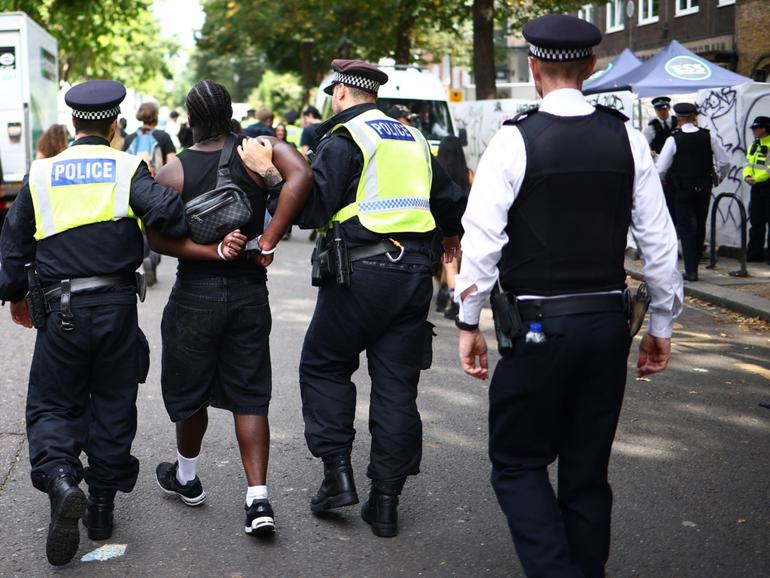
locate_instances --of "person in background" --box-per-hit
[434,135,473,318]
[387,105,418,127]
[242,108,258,128]
[244,108,276,138]
[149,79,313,538]
[177,123,194,149]
[300,105,323,158]
[166,110,181,139]
[284,110,302,148]
[656,102,730,282]
[36,124,69,160]
[230,119,243,134]
[111,117,128,150]
[644,96,677,223]
[274,123,292,146]
[744,116,770,263]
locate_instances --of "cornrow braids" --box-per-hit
[186,80,234,142]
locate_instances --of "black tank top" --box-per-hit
[176,134,268,279]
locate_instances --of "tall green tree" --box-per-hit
[0,0,177,94]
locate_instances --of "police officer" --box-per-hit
[277,59,464,537]
[657,102,730,281]
[644,96,677,221]
[455,15,682,577]
[744,115,770,262]
[0,81,238,566]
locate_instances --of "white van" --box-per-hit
[315,65,465,152]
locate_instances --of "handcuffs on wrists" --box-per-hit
[243,235,277,256]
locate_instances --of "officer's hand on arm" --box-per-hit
[442,235,460,264]
[637,333,671,377]
[10,300,33,328]
[238,138,282,187]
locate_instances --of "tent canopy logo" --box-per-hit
[665,56,712,81]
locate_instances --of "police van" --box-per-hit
[0,12,58,228]
[315,64,465,153]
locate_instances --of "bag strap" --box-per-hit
[216,133,237,188]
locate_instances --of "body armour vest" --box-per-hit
[649,117,674,154]
[668,129,713,179]
[499,107,634,296]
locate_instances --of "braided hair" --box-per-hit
[185,80,233,142]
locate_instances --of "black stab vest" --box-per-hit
[668,129,713,179]
[499,108,634,296]
[649,117,674,154]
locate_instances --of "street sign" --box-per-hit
[449,90,463,103]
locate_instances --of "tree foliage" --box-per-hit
[0,0,177,94]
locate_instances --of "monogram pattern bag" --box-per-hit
[184,134,253,245]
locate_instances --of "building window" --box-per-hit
[578,4,595,24]
[717,0,735,5]
[675,0,699,16]
[639,0,659,25]
[606,0,624,33]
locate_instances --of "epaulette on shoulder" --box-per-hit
[595,104,629,122]
[503,106,540,126]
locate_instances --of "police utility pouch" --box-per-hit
[25,263,49,329]
[184,134,252,245]
[490,284,524,355]
[624,282,651,337]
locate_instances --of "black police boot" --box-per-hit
[84,489,115,541]
[46,474,87,566]
[310,453,358,513]
[361,478,405,538]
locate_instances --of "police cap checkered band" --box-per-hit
[71,106,121,120]
[333,71,380,93]
[528,44,593,62]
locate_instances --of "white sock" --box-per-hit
[176,451,199,485]
[246,485,268,506]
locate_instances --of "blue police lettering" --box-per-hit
[51,159,117,186]
[366,120,415,142]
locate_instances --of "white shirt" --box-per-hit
[455,88,683,338]
[643,116,675,146]
[656,123,731,179]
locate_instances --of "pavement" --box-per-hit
[626,252,770,322]
[0,236,768,577]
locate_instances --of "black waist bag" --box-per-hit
[184,134,253,244]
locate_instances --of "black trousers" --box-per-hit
[672,178,712,274]
[299,256,433,482]
[748,183,770,261]
[489,311,630,578]
[26,303,149,493]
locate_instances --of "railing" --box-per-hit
[707,193,748,277]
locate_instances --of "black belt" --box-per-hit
[517,293,624,321]
[348,239,431,263]
[43,274,140,300]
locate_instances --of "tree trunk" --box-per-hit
[472,0,496,100]
[394,6,415,65]
[299,40,314,106]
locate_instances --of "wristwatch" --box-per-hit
[454,316,479,331]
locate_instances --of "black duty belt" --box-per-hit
[517,293,624,321]
[348,239,430,263]
[43,274,140,301]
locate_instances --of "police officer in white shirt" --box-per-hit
[657,102,730,281]
[453,15,683,578]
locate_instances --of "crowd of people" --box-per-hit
[1,11,769,577]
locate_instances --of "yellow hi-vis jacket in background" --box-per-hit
[327,108,435,234]
[28,144,142,241]
[744,135,770,184]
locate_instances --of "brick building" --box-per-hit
[735,0,770,80]
[577,0,737,69]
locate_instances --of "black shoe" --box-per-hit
[83,490,115,541]
[155,462,206,507]
[435,283,449,312]
[443,300,459,319]
[683,272,699,282]
[361,481,403,538]
[245,499,275,536]
[310,454,358,513]
[46,474,86,566]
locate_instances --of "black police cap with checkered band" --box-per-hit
[65,80,126,120]
[323,59,389,96]
[523,14,601,62]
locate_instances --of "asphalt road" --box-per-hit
[0,236,768,577]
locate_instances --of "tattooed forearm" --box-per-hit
[262,166,282,187]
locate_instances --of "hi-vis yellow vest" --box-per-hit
[28,144,142,241]
[327,108,435,234]
[744,135,770,184]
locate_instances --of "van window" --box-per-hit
[377,99,454,142]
